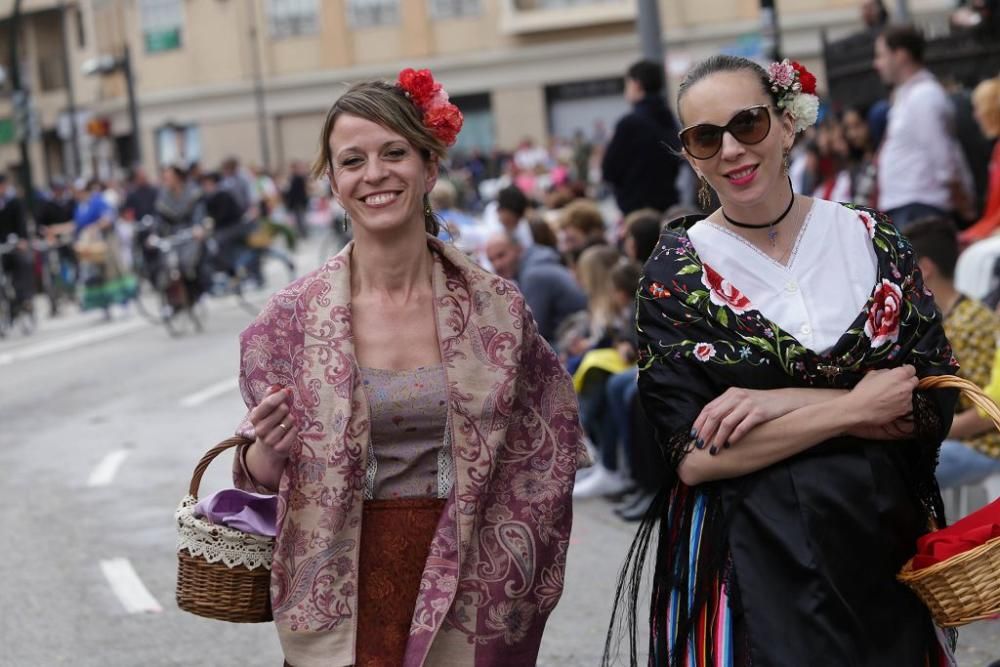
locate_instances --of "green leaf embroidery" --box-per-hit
[717,308,729,327]
[676,263,702,276]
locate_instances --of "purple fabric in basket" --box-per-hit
[194,489,277,537]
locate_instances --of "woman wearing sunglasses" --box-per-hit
[606,55,959,666]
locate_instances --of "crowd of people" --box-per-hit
[3,10,1000,661]
[0,157,309,324]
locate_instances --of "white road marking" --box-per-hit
[0,318,148,367]
[180,377,240,408]
[87,450,130,487]
[100,558,163,614]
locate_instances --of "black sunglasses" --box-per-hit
[678,105,772,160]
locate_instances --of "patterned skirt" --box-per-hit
[284,497,446,667]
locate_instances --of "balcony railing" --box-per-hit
[500,0,635,35]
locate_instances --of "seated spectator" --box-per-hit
[908,218,1000,491]
[495,184,534,248]
[960,76,1000,245]
[557,198,608,271]
[429,179,479,247]
[621,208,663,263]
[842,107,879,208]
[812,117,852,202]
[956,234,1000,306]
[571,248,637,499]
[527,214,559,250]
[484,231,587,343]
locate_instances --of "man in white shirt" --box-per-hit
[874,25,973,230]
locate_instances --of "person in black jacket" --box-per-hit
[601,60,682,216]
[198,171,249,278]
[0,174,35,310]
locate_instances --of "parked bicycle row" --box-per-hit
[0,159,309,338]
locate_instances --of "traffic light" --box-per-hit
[86,117,111,137]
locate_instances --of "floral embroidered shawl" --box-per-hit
[233,237,589,667]
[631,204,958,666]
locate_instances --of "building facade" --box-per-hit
[1,0,954,186]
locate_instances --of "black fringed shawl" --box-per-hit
[626,204,957,667]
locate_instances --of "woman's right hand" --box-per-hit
[249,384,298,462]
[846,366,919,428]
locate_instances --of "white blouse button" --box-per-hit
[800,324,812,336]
[785,281,798,293]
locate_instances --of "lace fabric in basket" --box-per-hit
[176,495,273,571]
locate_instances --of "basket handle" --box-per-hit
[188,436,254,499]
[917,375,1000,429]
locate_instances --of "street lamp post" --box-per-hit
[82,46,142,168]
[636,0,665,68]
[759,0,783,62]
[7,0,37,229]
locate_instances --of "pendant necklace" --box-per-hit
[721,179,796,247]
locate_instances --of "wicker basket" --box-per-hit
[175,436,274,623]
[897,375,1000,627]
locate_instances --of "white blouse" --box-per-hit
[687,198,878,354]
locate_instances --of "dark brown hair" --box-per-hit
[675,55,775,125]
[312,80,446,236]
[906,216,959,279]
[880,24,925,64]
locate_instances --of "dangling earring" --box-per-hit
[782,150,790,176]
[698,176,713,210]
[340,211,350,233]
[424,201,433,218]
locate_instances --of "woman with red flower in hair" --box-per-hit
[606,55,959,666]
[231,70,589,666]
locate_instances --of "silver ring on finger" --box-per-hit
[278,422,289,432]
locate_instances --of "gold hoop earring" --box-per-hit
[698,176,713,210]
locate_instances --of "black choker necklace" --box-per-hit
[721,179,796,246]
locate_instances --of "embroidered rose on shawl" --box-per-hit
[693,342,717,362]
[648,281,671,299]
[701,263,752,314]
[858,211,876,239]
[486,600,534,644]
[864,279,904,348]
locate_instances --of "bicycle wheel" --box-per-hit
[0,287,11,339]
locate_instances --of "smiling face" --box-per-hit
[327,113,438,237]
[678,70,794,214]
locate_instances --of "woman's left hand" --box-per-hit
[692,388,802,454]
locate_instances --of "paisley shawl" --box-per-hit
[631,204,958,666]
[233,237,589,666]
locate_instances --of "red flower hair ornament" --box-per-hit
[766,59,819,133]
[397,68,464,147]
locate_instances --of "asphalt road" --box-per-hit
[0,241,996,667]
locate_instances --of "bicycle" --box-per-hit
[34,233,78,317]
[132,218,204,337]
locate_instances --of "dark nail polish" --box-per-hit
[690,427,698,438]
[696,438,705,449]
[709,445,718,455]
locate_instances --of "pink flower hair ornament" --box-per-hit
[397,68,464,147]
[766,59,819,133]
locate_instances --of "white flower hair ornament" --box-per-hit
[766,59,819,133]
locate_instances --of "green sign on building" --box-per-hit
[0,118,14,145]
[144,28,181,53]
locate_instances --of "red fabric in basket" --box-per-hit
[911,497,1000,570]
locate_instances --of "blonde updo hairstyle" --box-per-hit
[972,77,1000,139]
[312,80,445,236]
